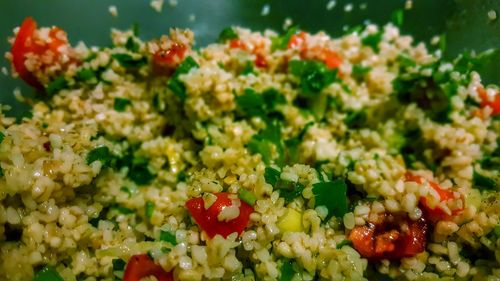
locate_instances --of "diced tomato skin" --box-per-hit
[323,49,342,70]
[11,17,43,89]
[405,172,464,222]
[477,87,500,116]
[287,32,307,49]
[185,192,253,239]
[349,216,428,260]
[153,43,187,68]
[229,39,247,50]
[123,254,173,281]
[254,53,268,68]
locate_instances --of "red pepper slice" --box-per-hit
[185,192,253,238]
[349,215,428,260]
[123,254,173,281]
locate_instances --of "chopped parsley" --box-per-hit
[114,97,132,112]
[218,27,238,42]
[473,170,498,191]
[159,230,178,245]
[336,239,353,249]
[113,205,134,215]
[238,188,257,205]
[112,259,126,271]
[111,53,147,68]
[289,60,338,97]
[145,201,155,218]
[86,146,113,166]
[271,26,299,51]
[76,68,97,82]
[362,31,383,53]
[312,179,348,221]
[33,266,64,281]
[0,132,4,144]
[264,167,304,203]
[284,122,313,164]
[247,119,283,165]
[167,56,199,101]
[125,37,140,52]
[236,88,285,119]
[279,259,296,281]
[391,9,404,27]
[240,61,255,76]
[46,76,69,96]
[351,64,372,80]
[344,110,368,129]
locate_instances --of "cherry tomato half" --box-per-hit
[153,43,187,69]
[185,192,253,239]
[123,254,173,281]
[477,86,500,116]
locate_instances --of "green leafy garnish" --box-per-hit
[493,226,500,238]
[0,132,4,144]
[86,146,113,166]
[112,259,126,271]
[351,64,372,80]
[236,88,285,119]
[247,119,283,165]
[279,259,296,281]
[336,239,353,249]
[271,26,299,51]
[284,122,313,164]
[473,170,498,191]
[312,179,348,220]
[159,230,177,245]
[218,27,238,42]
[391,9,404,26]
[264,167,304,203]
[76,68,97,82]
[362,31,383,52]
[439,34,446,53]
[238,188,257,205]
[46,76,68,96]
[167,56,199,101]
[125,37,140,52]
[114,98,131,112]
[112,53,147,68]
[264,167,281,186]
[33,266,64,281]
[145,201,155,218]
[344,110,368,129]
[289,60,338,97]
[113,205,134,214]
[241,61,255,76]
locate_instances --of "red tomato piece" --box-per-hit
[11,17,73,89]
[477,87,500,116]
[11,17,42,89]
[229,39,248,50]
[349,215,428,260]
[153,43,187,68]
[287,31,307,50]
[405,172,464,222]
[185,192,253,238]
[323,49,342,70]
[254,53,268,68]
[123,254,173,281]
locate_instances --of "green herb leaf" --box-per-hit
[271,26,299,51]
[279,259,296,281]
[114,205,134,214]
[289,60,338,96]
[86,146,113,166]
[336,239,353,249]
[114,98,131,112]
[238,189,257,205]
[167,56,199,102]
[344,110,367,129]
[264,167,281,186]
[125,37,140,52]
[473,170,498,191]
[129,165,155,185]
[145,201,155,218]
[218,27,238,43]
[241,61,255,76]
[236,88,285,119]
[247,119,283,165]
[112,53,147,68]
[439,34,446,53]
[0,132,4,144]
[46,76,68,96]
[33,266,64,281]
[494,226,500,238]
[76,68,97,82]
[112,259,126,271]
[362,31,383,52]
[120,186,132,197]
[279,182,305,204]
[391,9,404,27]
[351,65,372,80]
[159,230,177,245]
[312,179,348,220]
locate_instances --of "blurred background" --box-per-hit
[0,0,499,116]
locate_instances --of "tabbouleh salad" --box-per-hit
[0,16,499,281]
